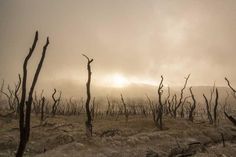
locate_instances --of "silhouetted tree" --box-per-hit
[203,94,213,124]
[40,97,46,124]
[121,94,129,122]
[188,87,196,122]
[0,79,4,101]
[213,88,219,126]
[82,54,93,137]
[146,95,155,121]
[173,74,190,118]
[1,85,15,111]
[203,85,219,126]
[225,77,236,99]
[33,90,44,116]
[51,89,62,116]
[14,75,21,116]
[224,77,236,125]
[1,76,21,113]
[106,96,111,116]
[163,86,170,116]
[155,75,164,130]
[91,97,95,121]
[180,96,190,118]
[16,31,49,157]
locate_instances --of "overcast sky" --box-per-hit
[1,0,236,94]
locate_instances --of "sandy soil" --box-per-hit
[0,114,236,157]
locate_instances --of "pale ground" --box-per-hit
[1,114,236,157]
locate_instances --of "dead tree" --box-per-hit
[155,75,164,130]
[213,88,219,126]
[223,91,230,113]
[173,74,190,118]
[1,75,22,114]
[1,75,21,113]
[224,77,236,125]
[0,79,4,101]
[14,75,21,116]
[146,95,155,121]
[180,96,190,118]
[33,91,43,116]
[168,94,177,117]
[139,103,147,117]
[1,85,15,110]
[188,87,196,122]
[225,77,236,99]
[77,97,84,116]
[203,94,213,124]
[121,94,129,122]
[163,86,170,115]
[16,31,49,157]
[209,83,216,111]
[51,89,62,116]
[40,97,46,123]
[67,98,78,115]
[91,97,95,121]
[106,96,111,116]
[82,54,93,137]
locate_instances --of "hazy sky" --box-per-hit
[1,0,236,94]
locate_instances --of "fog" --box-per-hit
[1,0,236,97]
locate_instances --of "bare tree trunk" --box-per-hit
[0,79,4,101]
[214,88,219,126]
[121,94,129,122]
[224,77,236,125]
[106,96,111,116]
[15,75,21,117]
[40,97,45,124]
[146,95,155,122]
[155,75,164,130]
[221,133,225,147]
[91,97,95,121]
[1,85,14,111]
[82,54,93,137]
[173,74,190,118]
[16,31,49,157]
[203,94,213,124]
[51,89,61,116]
[225,77,236,99]
[189,87,196,122]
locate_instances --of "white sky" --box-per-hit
[0,0,236,94]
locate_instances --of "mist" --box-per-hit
[1,0,236,97]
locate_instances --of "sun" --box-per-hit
[100,73,130,88]
[111,74,129,88]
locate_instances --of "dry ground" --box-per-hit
[0,114,236,157]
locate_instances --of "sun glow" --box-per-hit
[110,73,129,88]
[100,73,158,88]
[101,73,130,88]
